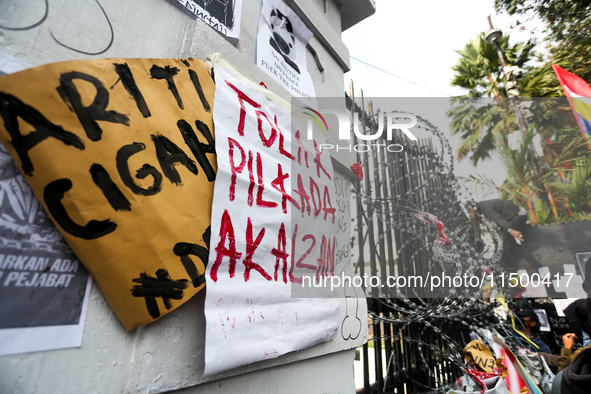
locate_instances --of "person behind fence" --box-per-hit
[553,346,591,394]
[564,299,591,347]
[504,301,552,355]
[551,266,591,394]
[555,266,591,373]
[476,199,527,245]
[515,308,552,354]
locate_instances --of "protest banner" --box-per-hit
[491,335,542,394]
[256,0,316,98]
[0,55,93,355]
[204,59,339,375]
[0,58,216,330]
[0,141,93,355]
[552,65,591,152]
[173,0,243,41]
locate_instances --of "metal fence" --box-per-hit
[347,93,503,393]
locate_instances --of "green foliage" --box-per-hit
[572,212,591,221]
[451,34,536,98]
[446,95,578,165]
[548,157,591,217]
[518,64,564,97]
[532,198,555,225]
[494,0,591,84]
[447,97,513,164]
[478,125,589,223]
[447,34,563,164]
[449,8,591,224]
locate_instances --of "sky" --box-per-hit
[341,0,544,199]
[341,0,541,98]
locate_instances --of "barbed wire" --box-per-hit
[350,108,509,392]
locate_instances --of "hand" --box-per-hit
[510,229,524,242]
[563,333,577,349]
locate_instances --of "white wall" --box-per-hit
[1,273,363,393]
[0,0,369,392]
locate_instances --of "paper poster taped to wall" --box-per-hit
[0,56,92,356]
[0,51,30,77]
[0,143,91,329]
[173,0,243,40]
[203,61,339,375]
[256,0,316,98]
[0,58,216,330]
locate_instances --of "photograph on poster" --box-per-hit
[173,0,243,40]
[0,54,93,357]
[0,143,93,356]
[256,0,316,98]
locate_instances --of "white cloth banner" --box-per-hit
[256,0,316,98]
[204,63,339,375]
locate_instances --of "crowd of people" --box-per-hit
[453,199,591,394]
[455,292,591,393]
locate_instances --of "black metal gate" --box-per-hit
[347,93,503,393]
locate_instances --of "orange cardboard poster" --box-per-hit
[0,58,216,329]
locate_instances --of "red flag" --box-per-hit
[552,65,591,151]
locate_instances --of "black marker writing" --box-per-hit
[90,163,131,211]
[58,71,129,141]
[150,65,183,110]
[0,93,84,176]
[151,133,198,186]
[113,63,151,118]
[131,269,188,319]
[116,142,163,196]
[173,241,209,288]
[188,69,211,112]
[44,178,117,239]
[177,119,216,182]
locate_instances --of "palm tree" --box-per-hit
[479,127,589,224]
[447,97,513,164]
[547,157,591,220]
[448,33,542,165]
[518,64,564,98]
[451,33,536,98]
[449,31,589,224]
